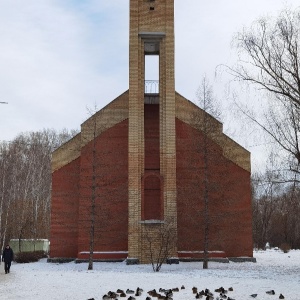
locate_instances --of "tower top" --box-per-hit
[129,0,174,35]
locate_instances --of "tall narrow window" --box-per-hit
[145,55,159,94]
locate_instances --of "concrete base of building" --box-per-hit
[166,257,180,265]
[47,256,256,264]
[74,258,124,263]
[126,258,140,265]
[47,258,75,264]
[228,257,257,263]
[180,257,230,263]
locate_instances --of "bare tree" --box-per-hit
[194,76,222,269]
[251,146,300,250]
[228,7,300,181]
[142,219,177,272]
[86,108,97,271]
[0,129,76,251]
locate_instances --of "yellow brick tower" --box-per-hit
[127,0,177,264]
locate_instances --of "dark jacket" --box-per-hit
[2,247,14,263]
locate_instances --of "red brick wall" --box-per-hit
[176,118,253,258]
[50,157,80,258]
[51,115,253,260]
[77,119,129,259]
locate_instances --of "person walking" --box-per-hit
[2,244,14,274]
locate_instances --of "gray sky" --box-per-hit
[0,0,299,169]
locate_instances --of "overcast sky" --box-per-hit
[0,0,299,169]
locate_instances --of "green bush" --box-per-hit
[14,251,48,263]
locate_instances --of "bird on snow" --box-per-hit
[250,294,258,298]
[205,289,214,297]
[181,285,185,289]
[215,287,225,293]
[192,287,198,294]
[279,294,285,299]
[117,289,125,294]
[228,287,233,292]
[148,289,159,297]
[135,289,142,297]
[127,296,136,300]
[126,289,135,294]
[108,291,118,299]
[102,295,110,300]
[266,290,275,295]
[120,293,126,298]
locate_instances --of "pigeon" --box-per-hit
[108,291,118,299]
[205,289,214,297]
[146,297,151,300]
[279,294,285,299]
[128,297,136,300]
[126,289,135,294]
[120,293,126,298]
[266,290,275,295]
[165,290,173,297]
[172,288,179,292]
[181,285,185,290]
[117,289,125,294]
[228,287,233,292]
[250,294,258,298]
[148,289,158,297]
[193,287,198,294]
[215,287,225,293]
[102,295,110,300]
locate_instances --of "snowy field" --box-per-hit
[0,249,299,300]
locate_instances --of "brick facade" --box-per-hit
[49,0,253,263]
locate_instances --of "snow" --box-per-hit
[0,249,299,300]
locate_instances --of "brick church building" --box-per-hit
[49,0,253,264]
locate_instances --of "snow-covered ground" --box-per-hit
[0,249,299,300]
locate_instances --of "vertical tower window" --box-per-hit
[144,41,160,94]
[145,55,159,81]
[145,55,159,94]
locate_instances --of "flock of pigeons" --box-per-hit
[87,286,285,300]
